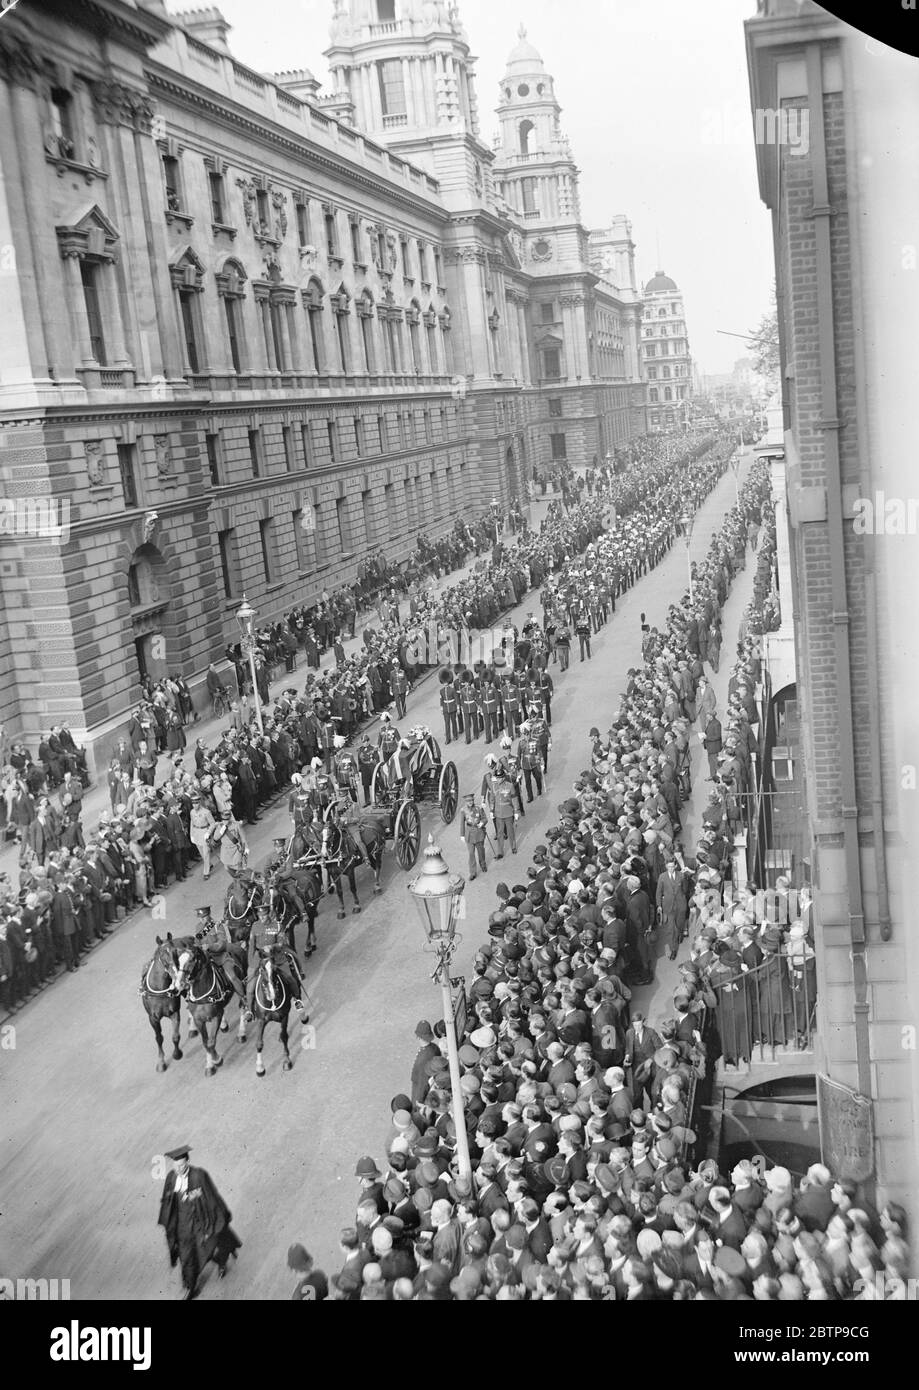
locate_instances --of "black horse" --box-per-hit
[246,945,295,1077]
[174,942,246,1075]
[140,935,185,1073]
[290,820,365,920]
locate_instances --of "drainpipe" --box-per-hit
[805,44,872,1101]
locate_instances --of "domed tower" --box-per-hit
[324,0,497,204]
[640,269,694,430]
[492,26,582,230]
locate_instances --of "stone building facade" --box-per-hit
[0,0,645,762]
[637,270,694,431]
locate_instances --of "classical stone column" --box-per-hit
[61,253,96,368]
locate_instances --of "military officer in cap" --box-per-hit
[490,772,519,859]
[196,906,246,1002]
[527,706,552,773]
[377,711,401,774]
[158,1144,241,1299]
[390,663,408,720]
[459,793,488,880]
[517,722,544,803]
[357,734,379,808]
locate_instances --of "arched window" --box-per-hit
[519,119,534,156]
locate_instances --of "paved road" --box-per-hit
[2,455,750,1300]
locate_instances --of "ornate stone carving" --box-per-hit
[85,441,105,487]
[142,510,159,544]
[0,36,42,89]
[530,238,553,263]
[270,187,288,239]
[91,80,155,133]
[236,177,257,228]
[153,436,173,477]
[215,261,247,298]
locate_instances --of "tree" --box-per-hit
[749,306,780,387]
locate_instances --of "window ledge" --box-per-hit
[353,261,368,272]
[46,151,108,183]
[328,254,345,269]
[266,582,285,595]
[166,208,195,228]
[212,222,238,239]
[403,276,415,287]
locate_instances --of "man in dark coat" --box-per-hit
[158,1145,241,1299]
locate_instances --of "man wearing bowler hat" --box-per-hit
[157,1144,241,1299]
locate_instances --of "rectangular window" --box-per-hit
[179,291,200,374]
[301,423,311,467]
[209,170,226,223]
[80,261,106,365]
[282,425,294,472]
[248,428,261,478]
[541,302,555,325]
[362,490,373,547]
[162,154,181,210]
[400,238,411,277]
[350,218,363,263]
[433,246,443,285]
[423,409,432,442]
[417,240,428,281]
[327,420,337,463]
[117,442,138,508]
[324,209,338,257]
[384,482,396,534]
[292,509,307,572]
[403,478,414,528]
[205,432,221,486]
[377,59,407,117]
[224,298,241,372]
[297,203,310,248]
[375,416,384,452]
[544,348,561,379]
[521,178,538,215]
[259,518,275,583]
[50,88,75,157]
[256,188,270,229]
[548,397,562,418]
[218,528,236,599]
[360,313,373,373]
[550,433,567,461]
[335,497,350,552]
[353,416,363,456]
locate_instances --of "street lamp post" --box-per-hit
[681,513,694,601]
[407,837,472,1183]
[490,496,501,545]
[235,594,264,733]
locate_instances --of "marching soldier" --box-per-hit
[480,680,501,745]
[575,607,592,662]
[517,722,544,803]
[527,704,552,774]
[389,663,408,720]
[459,792,488,881]
[438,669,460,745]
[497,735,526,817]
[460,679,481,746]
[357,735,379,808]
[490,772,519,859]
[377,711,401,769]
[501,674,523,739]
[333,744,359,803]
[532,668,554,727]
[554,620,571,672]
